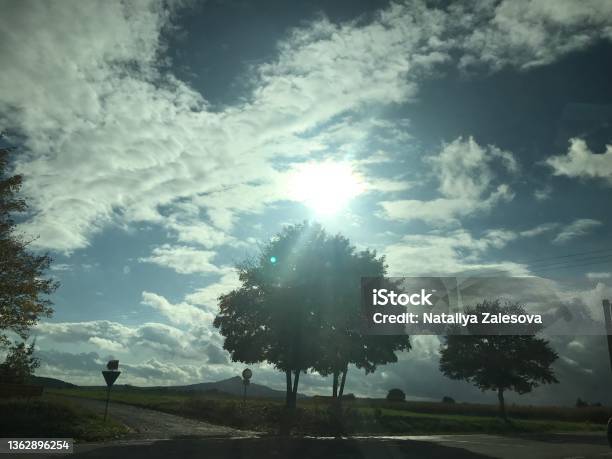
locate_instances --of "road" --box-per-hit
[23,397,612,458]
[57,395,256,439]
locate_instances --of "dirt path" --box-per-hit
[59,395,258,440]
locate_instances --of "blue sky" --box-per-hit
[1,0,612,405]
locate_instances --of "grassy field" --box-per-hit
[0,395,129,442]
[47,386,610,436]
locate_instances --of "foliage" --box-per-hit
[442,396,455,404]
[439,300,559,418]
[0,148,58,349]
[0,398,127,441]
[214,222,410,409]
[386,388,406,402]
[0,340,39,383]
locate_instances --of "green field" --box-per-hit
[47,387,610,436]
[0,395,129,442]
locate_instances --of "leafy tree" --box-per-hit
[386,388,406,402]
[439,300,558,419]
[215,223,330,409]
[214,222,410,409]
[0,148,58,350]
[311,241,410,403]
[0,340,39,384]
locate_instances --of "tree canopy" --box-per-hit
[439,300,559,418]
[214,222,410,408]
[0,147,58,351]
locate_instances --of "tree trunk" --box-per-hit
[289,369,300,409]
[338,366,348,402]
[497,387,506,420]
[332,370,339,398]
[285,370,292,408]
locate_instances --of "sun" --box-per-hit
[288,161,365,215]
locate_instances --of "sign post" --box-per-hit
[603,300,612,448]
[242,368,252,405]
[102,360,121,422]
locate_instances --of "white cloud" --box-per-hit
[35,319,219,360]
[534,186,553,201]
[1,1,451,254]
[587,272,612,280]
[456,0,612,71]
[88,336,124,353]
[553,218,602,244]
[546,138,612,185]
[519,222,560,238]
[141,291,214,325]
[384,229,529,277]
[185,267,240,312]
[139,244,220,274]
[380,137,516,224]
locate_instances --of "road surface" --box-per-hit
[24,397,612,458]
[59,395,257,439]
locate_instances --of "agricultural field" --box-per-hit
[0,395,128,442]
[47,387,611,436]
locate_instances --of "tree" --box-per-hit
[439,300,558,419]
[386,388,406,402]
[0,148,58,350]
[215,223,330,409]
[0,340,39,384]
[214,222,410,410]
[310,242,410,404]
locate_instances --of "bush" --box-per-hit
[442,396,456,404]
[386,388,406,402]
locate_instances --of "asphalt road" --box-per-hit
[56,395,256,439]
[22,397,612,459]
[24,434,612,459]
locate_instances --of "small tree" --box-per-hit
[439,300,558,419]
[0,341,39,384]
[0,148,58,349]
[386,388,406,402]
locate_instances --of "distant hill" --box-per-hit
[28,375,77,388]
[170,376,307,399]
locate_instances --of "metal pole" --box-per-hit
[243,381,247,405]
[603,299,612,373]
[104,385,111,422]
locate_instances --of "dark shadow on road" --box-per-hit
[71,437,494,459]
[499,432,608,445]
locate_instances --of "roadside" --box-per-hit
[53,394,259,440]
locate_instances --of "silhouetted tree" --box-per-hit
[215,223,329,409]
[214,222,410,410]
[386,388,406,402]
[439,300,558,419]
[311,239,410,404]
[0,148,58,351]
[0,340,39,383]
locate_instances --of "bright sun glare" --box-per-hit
[289,162,364,215]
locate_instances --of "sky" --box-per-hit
[1,0,612,406]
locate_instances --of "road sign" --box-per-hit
[102,360,121,422]
[102,370,121,387]
[242,368,252,380]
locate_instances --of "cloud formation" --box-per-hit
[380,137,516,224]
[546,138,612,185]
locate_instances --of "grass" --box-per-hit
[47,386,608,436]
[0,396,129,442]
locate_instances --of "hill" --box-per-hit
[28,375,77,388]
[171,376,307,399]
